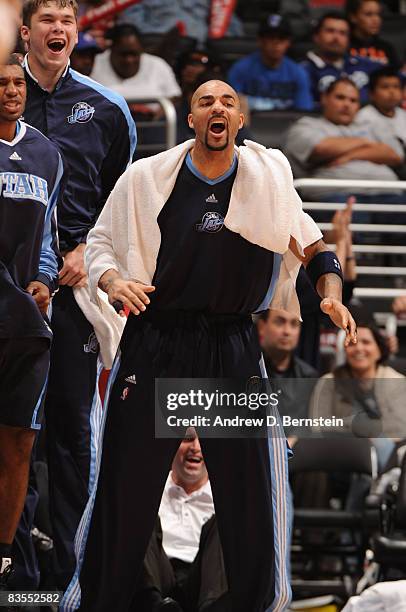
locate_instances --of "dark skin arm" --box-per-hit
[289,237,357,346]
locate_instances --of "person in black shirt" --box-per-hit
[0,55,63,590]
[347,0,399,67]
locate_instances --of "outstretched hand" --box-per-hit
[320,298,357,346]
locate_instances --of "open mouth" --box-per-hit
[185,456,203,465]
[209,119,226,135]
[47,39,66,53]
[4,101,21,112]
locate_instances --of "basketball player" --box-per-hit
[20,0,136,590]
[63,80,356,612]
[0,55,63,589]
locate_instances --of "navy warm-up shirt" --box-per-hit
[22,58,137,251]
[151,153,282,314]
[0,120,63,338]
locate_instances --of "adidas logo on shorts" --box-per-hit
[124,374,137,385]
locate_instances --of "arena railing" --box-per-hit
[293,178,406,301]
[125,97,177,156]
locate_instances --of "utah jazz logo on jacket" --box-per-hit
[0,172,49,206]
[67,102,95,124]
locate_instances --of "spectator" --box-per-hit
[302,11,379,105]
[309,316,405,469]
[285,78,403,202]
[393,295,406,318]
[91,24,181,102]
[347,0,399,66]
[176,50,221,98]
[70,31,102,76]
[228,15,314,111]
[132,429,226,611]
[257,308,318,439]
[357,67,406,152]
[118,0,243,45]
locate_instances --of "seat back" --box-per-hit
[289,437,374,476]
[395,453,406,529]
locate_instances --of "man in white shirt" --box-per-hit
[91,23,181,106]
[133,428,226,612]
[357,66,406,178]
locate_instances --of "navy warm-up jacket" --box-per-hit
[23,59,137,252]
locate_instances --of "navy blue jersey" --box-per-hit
[151,153,281,314]
[0,120,62,292]
[301,51,380,105]
[0,121,63,339]
[22,58,137,252]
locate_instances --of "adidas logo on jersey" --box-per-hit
[124,374,137,385]
[9,151,22,161]
[205,193,218,204]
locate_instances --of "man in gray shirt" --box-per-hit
[285,77,403,202]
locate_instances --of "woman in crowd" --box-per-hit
[310,314,405,471]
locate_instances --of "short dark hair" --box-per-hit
[23,0,78,27]
[314,11,350,34]
[368,66,401,91]
[347,304,390,363]
[346,0,380,17]
[105,23,142,46]
[5,54,25,71]
[324,76,359,95]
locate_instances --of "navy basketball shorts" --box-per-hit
[0,337,50,430]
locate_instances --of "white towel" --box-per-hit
[342,580,406,611]
[85,139,323,319]
[73,285,126,369]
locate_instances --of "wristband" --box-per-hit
[306,251,343,290]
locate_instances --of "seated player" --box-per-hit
[0,55,63,589]
[133,429,226,612]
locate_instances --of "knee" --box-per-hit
[0,426,35,469]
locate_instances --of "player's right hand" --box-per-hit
[107,279,155,317]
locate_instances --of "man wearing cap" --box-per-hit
[228,14,314,111]
[71,32,102,77]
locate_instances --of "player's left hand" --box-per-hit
[59,243,87,287]
[320,298,357,346]
[26,281,51,315]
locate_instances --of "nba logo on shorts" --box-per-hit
[120,387,130,401]
[67,102,95,124]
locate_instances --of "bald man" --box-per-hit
[63,80,356,612]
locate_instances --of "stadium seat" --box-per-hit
[289,438,377,599]
[207,37,258,69]
[371,451,406,578]
[249,111,316,150]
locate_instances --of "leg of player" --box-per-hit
[0,426,35,586]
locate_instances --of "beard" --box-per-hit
[205,126,229,151]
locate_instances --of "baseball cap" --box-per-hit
[74,32,102,53]
[258,14,292,38]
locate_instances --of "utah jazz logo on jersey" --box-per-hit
[0,172,49,206]
[67,102,95,124]
[196,211,224,233]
